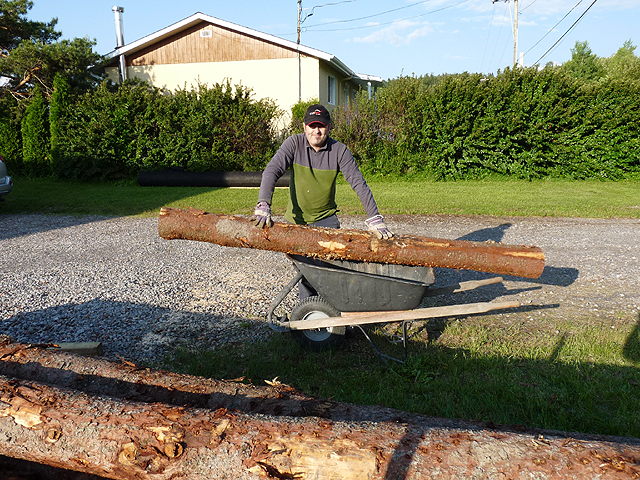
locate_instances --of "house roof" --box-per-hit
[105,12,383,86]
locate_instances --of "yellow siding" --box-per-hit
[123,56,321,129]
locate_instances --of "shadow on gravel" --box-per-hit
[456,222,513,243]
[450,222,579,288]
[0,298,266,364]
[0,214,114,242]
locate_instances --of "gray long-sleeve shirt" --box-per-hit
[258,133,379,225]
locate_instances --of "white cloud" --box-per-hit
[353,20,433,46]
[407,24,434,42]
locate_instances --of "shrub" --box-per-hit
[21,85,50,177]
[52,80,281,181]
[288,98,320,135]
[49,73,72,174]
[0,97,22,173]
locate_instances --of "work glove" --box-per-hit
[365,214,393,240]
[251,201,274,228]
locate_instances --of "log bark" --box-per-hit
[1,341,640,479]
[0,340,355,422]
[158,207,545,279]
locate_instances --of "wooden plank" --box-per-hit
[50,342,103,357]
[288,300,522,330]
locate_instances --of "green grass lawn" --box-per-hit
[163,315,640,439]
[2,176,640,219]
[3,176,640,438]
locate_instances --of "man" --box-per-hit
[252,103,392,237]
[251,103,392,299]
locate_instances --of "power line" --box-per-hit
[486,1,510,72]
[480,1,497,72]
[304,0,471,33]
[301,0,356,25]
[303,0,436,29]
[532,0,598,65]
[523,0,584,57]
[519,0,540,14]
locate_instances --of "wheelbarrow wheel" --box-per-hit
[290,296,345,351]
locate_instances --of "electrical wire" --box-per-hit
[480,2,497,72]
[523,0,584,57]
[519,0,540,14]
[489,2,507,73]
[532,0,598,65]
[303,0,437,28]
[497,1,513,68]
[304,0,470,33]
[301,0,356,25]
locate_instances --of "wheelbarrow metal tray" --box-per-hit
[290,255,435,312]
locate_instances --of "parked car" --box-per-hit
[0,155,13,200]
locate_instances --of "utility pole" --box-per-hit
[297,0,302,101]
[513,0,518,67]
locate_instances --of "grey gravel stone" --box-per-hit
[1,213,638,364]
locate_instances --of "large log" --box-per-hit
[158,207,545,278]
[0,340,361,422]
[1,341,639,479]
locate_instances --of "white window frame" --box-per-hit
[328,75,336,105]
[344,84,350,108]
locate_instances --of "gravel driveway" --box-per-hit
[1,213,638,364]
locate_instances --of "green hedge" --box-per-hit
[332,66,640,179]
[51,80,281,181]
[1,66,639,181]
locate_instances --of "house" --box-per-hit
[103,12,383,128]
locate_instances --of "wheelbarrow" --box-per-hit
[268,255,520,362]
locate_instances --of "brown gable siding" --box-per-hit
[128,21,298,66]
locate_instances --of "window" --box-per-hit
[328,75,336,105]
[344,84,350,108]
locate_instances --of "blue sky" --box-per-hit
[30,0,639,80]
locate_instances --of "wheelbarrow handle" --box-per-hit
[288,300,521,330]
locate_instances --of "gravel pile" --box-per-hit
[1,213,638,364]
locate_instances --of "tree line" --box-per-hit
[1,0,639,181]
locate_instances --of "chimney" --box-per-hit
[112,6,127,82]
[112,6,125,48]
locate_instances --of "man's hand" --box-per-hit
[251,201,274,228]
[365,214,393,240]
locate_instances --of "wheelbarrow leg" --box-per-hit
[355,325,406,365]
[267,270,304,332]
[402,320,410,361]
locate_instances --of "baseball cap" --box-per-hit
[303,104,331,127]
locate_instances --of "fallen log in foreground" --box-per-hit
[158,207,545,279]
[1,342,639,479]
